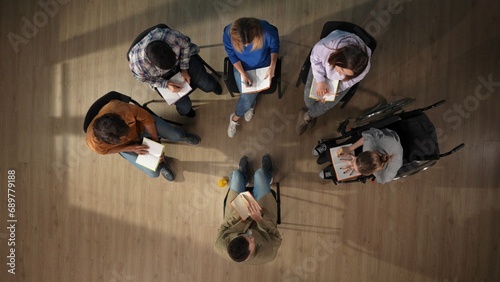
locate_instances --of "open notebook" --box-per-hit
[240,66,271,93]
[308,77,339,102]
[135,138,165,171]
[329,144,361,181]
[156,72,192,105]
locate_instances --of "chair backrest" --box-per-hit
[83,91,132,133]
[320,21,377,52]
[127,24,169,61]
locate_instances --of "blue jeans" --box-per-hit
[119,115,185,178]
[303,70,349,118]
[230,169,272,201]
[233,68,258,117]
[175,55,219,115]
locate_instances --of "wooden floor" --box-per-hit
[1,0,499,281]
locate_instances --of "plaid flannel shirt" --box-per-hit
[128,27,200,89]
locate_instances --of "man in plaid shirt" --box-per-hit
[129,26,222,117]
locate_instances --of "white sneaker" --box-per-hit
[227,113,239,138]
[244,108,254,122]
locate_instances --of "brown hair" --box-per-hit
[93,113,130,145]
[230,17,264,53]
[328,45,369,80]
[356,151,391,175]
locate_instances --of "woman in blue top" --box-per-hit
[223,17,280,138]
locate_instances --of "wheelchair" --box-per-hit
[315,99,465,185]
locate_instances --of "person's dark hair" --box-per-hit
[93,113,130,145]
[230,17,264,53]
[356,151,391,175]
[146,40,177,70]
[227,236,250,262]
[328,45,369,79]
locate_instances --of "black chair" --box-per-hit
[223,183,281,224]
[83,91,181,134]
[223,25,283,99]
[295,21,377,109]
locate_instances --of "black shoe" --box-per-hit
[213,82,223,95]
[317,152,330,165]
[262,154,273,174]
[179,132,201,146]
[238,156,250,183]
[312,143,328,157]
[159,164,176,182]
[185,109,196,118]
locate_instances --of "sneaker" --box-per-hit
[185,109,196,118]
[213,82,223,95]
[262,154,273,184]
[312,143,328,156]
[295,108,311,135]
[319,165,334,180]
[227,113,239,138]
[179,132,201,146]
[262,154,273,173]
[244,108,254,122]
[238,156,250,184]
[307,117,317,130]
[159,164,176,182]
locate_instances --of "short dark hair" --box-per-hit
[146,40,177,70]
[328,45,369,78]
[93,113,130,144]
[227,236,250,262]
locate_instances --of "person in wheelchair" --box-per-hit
[223,17,280,138]
[128,26,222,118]
[85,100,200,182]
[296,30,371,135]
[315,128,403,184]
[214,155,282,264]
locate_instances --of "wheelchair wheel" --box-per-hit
[354,98,415,127]
[393,160,437,181]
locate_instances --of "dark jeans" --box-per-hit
[163,55,218,115]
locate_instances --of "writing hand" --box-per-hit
[167,81,182,93]
[247,201,263,222]
[241,72,253,87]
[316,81,329,96]
[180,69,191,84]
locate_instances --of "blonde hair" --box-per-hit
[230,17,264,53]
[356,151,391,175]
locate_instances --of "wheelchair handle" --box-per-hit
[439,143,465,158]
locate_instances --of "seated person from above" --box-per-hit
[315,128,403,184]
[85,100,200,182]
[214,155,282,264]
[296,30,371,135]
[128,26,222,118]
[223,17,280,138]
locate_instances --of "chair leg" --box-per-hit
[278,79,282,99]
[276,182,281,224]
